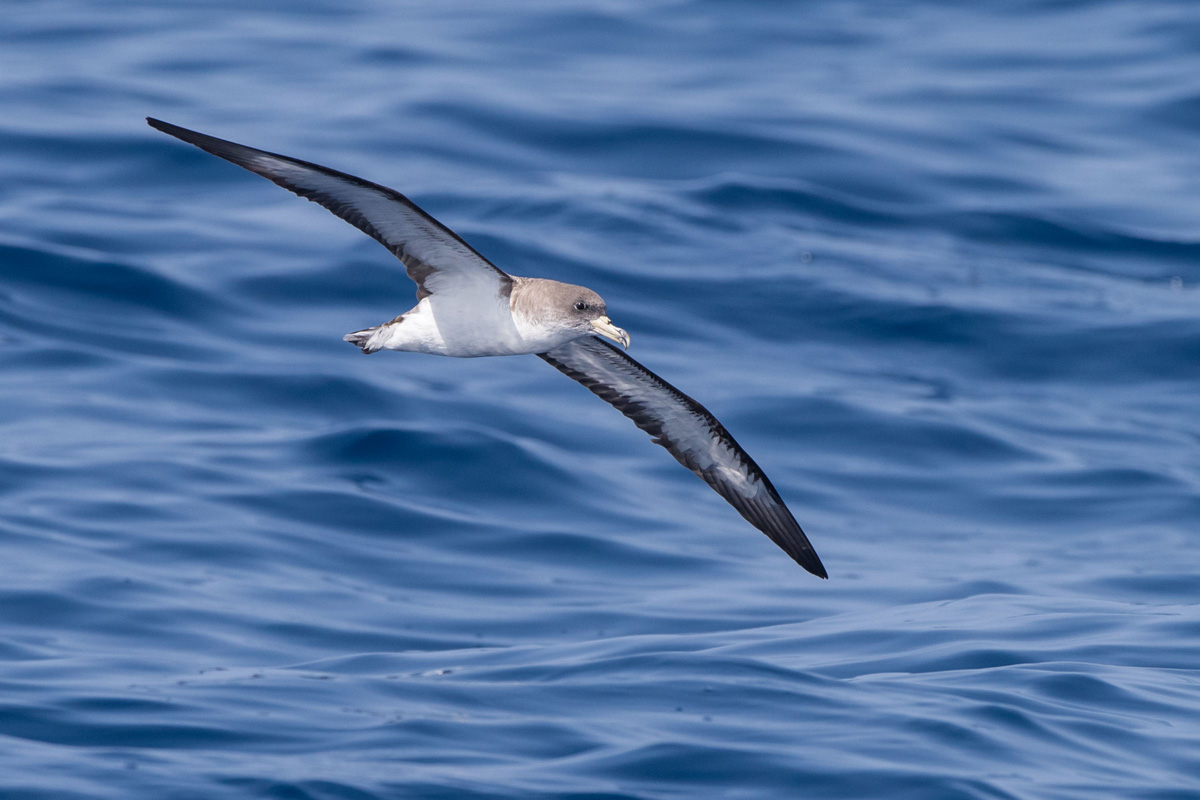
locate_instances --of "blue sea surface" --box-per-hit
[3,1,1200,798]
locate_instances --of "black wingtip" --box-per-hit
[146,117,179,135]
[783,534,828,579]
[786,525,828,579]
[147,117,238,155]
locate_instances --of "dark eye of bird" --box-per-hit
[574,301,587,312]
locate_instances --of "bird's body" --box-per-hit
[348,278,613,358]
[148,117,828,579]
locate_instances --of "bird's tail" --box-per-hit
[343,326,384,354]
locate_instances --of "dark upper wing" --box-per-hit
[146,118,511,302]
[539,336,826,578]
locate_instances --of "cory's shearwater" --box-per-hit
[147,118,827,578]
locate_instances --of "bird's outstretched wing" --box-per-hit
[539,336,826,577]
[147,118,511,302]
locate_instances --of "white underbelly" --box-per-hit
[376,296,576,357]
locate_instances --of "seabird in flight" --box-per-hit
[147,118,827,578]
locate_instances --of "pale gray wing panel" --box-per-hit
[148,118,510,301]
[539,337,826,577]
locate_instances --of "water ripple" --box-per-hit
[3,1,1200,798]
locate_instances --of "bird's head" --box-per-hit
[564,287,630,349]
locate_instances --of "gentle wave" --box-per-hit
[3,1,1200,798]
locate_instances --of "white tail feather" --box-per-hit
[343,327,383,353]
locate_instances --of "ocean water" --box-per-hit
[2,1,1200,797]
